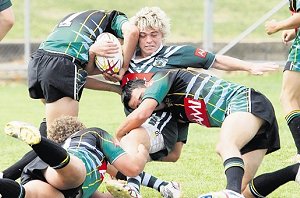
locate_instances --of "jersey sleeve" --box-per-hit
[110,12,128,38]
[166,45,216,70]
[142,71,174,105]
[289,0,300,12]
[94,128,126,164]
[0,0,12,12]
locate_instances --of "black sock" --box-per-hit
[2,119,47,180]
[0,178,25,198]
[249,163,299,197]
[3,150,37,180]
[224,157,244,194]
[39,118,47,137]
[31,137,70,169]
[286,112,300,154]
[116,171,127,180]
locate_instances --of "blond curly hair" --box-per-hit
[48,116,86,144]
[130,6,170,42]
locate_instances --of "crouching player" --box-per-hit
[0,116,148,198]
[119,69,300,198]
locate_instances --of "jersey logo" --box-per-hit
[98,161,107,181]
[184,98,210,127]
[152,57,168,67]
[194,48,207,58]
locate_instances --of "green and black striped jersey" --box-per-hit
[143,70,249,127]
[121,45,216,87]
[288,0,300,62]
[39,10,127,63]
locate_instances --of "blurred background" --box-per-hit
[0,0,291,81]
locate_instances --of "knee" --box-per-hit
[215,141,226,156]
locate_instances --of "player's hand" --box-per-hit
[249,62,279,75]
[265,20,279,35]
[102,73,119,83]
[282,29,296,45]
[90,40,119,58]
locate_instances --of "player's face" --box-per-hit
[128,88,146,109]
[138,27,163,58]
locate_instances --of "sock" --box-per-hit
[127,172,144,193]
[31,137,70,169]
[141,172,168,192]
[286,111,300,154]
[116,171,127,180]
[39,118,47,137]
[224,157,244,194]
[248,163,300,197]
[116,171,168,192]
[3,150,37,180]
[0,178,25,198]
[2,118,47,180]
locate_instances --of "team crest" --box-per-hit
[152,57,168,67]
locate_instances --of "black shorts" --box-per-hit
[240,89,280,155]
[28,49,88,103]
[21,157,82,198]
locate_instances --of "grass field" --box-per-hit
[0,70,299,197]
[4,0,289,43]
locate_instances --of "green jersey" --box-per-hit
[66,127,125,198]
[143,70,250,127]
[288,0,300,63]
[0,0,12,11]
[121,45,215,87]
[39,10,128,63]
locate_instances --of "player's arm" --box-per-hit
[118,21,139,79]
[160,142,184,162]
[115,98,158,141]
[85,76,121,94]
[0,6,15,41]
[265,13,300,35]
[86,40,119,74]
[112,144,148,177]
[212,54,279,75]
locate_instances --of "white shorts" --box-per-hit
[141,123,165,154]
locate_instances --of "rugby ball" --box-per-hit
[94,32,123,74]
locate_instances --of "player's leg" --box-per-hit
[217,112,264,192]
[45,97,79,129]
[281,70,300,160]
[110,127,151,197]
[4,121,86,189]
[0,6,15,41]
[0,178,64,198]
[243,163,300,198]
[215,112,264,194]
[2,119,47,180]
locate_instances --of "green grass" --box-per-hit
[0,71,299,197]
[5,0,290,43]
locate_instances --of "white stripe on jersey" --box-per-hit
[73,64,78,100]
[70,140,105,161]
[164,45,185,58]
[185,73,201,97]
